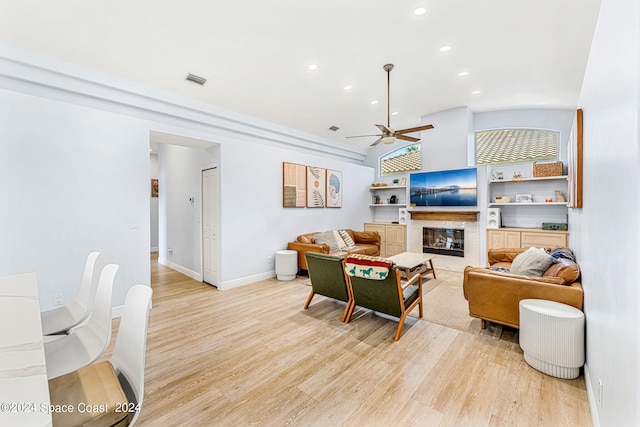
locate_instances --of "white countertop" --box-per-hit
[0,272,52,427]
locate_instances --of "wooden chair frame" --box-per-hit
[304,255,354,322]
[345,267,423,341]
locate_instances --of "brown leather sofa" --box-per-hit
[463,247,583,329]
[288,230,380,271]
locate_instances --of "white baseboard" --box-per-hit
[155,258,276,291]
[218,271,276,291]
[150,247,159,253]
[158,257,202,281]
[584,363,600,427]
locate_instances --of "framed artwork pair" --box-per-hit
[282,162,342,208]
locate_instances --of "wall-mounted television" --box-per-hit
[410,167,477,207]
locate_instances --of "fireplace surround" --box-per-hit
[409,210,480,272]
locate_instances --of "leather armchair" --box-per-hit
[463,247,583,329]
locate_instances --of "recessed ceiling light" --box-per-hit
[471,90,481,95]
[413,6,427,16]
[458,71,470,77]
[343,84,353,91]
[308,63,318,71]
[371,100,379,105]
[439,45,452,52]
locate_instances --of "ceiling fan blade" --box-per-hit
[375,124,392,134]
[396,124,435,134]
[345,134,383,139]
[370,137,383,147]
[396,134,420,142]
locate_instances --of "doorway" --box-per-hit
[202,167,219,286]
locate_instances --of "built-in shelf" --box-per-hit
[489,176,568,184]
[369,185,407,190]
[370,204,406,207]
[489,202,568,206]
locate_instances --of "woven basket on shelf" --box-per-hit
[533,161,563,177]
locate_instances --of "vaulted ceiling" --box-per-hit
[0,0,601,149]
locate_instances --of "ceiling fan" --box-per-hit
[347,63,434,147]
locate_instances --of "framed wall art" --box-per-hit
[568,109,583,208]
[326,169,343,208]
[306,166,326,207]
[282,162,306,207]
[151,179,158,198]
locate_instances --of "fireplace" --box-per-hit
[423,227,465,257]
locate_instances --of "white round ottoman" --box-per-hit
[519,299,585,379]
[275,250,298,281]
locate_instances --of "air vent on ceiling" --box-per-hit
[329,125,340,131]
[185,73,207,86]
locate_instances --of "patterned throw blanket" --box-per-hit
[344,254,394,280]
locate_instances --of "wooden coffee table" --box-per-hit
[386,252,436,283]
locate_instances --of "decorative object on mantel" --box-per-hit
[326,170,343,208]
[555,191,567,203]
[392,179,400,185]
[495,196,511,203]
[512,171,523,181]
[371,182,388,187]
[492,172,504,181]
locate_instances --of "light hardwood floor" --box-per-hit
[100,256,592,427]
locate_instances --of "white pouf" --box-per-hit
[519,299,585,379]
[275,250,298,281]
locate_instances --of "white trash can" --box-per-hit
[275,250,298,281]
[519,299,585,379]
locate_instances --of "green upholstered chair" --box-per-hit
[344,254,423,341]
[304,252,353,322]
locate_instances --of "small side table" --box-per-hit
[519,299,585,379]
[275,250,298,281]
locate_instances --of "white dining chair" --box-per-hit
[48,285,153,427]
[44,263,118,380]
[41,251,105,335]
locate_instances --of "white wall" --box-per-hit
[569,0,639,425]
[0,44,372,305]
[0,89,150,309]
[158,144,215,278]
[217,139,374,288]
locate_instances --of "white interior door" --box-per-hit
[202,167,219,286]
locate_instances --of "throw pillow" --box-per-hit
[312,231,340,252]
[338,230,357,249]
[332,230,348,250]
[510,247,557,277]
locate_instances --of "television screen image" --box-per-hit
[410,167,477,206]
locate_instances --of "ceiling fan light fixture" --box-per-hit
[382,136,396,145]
